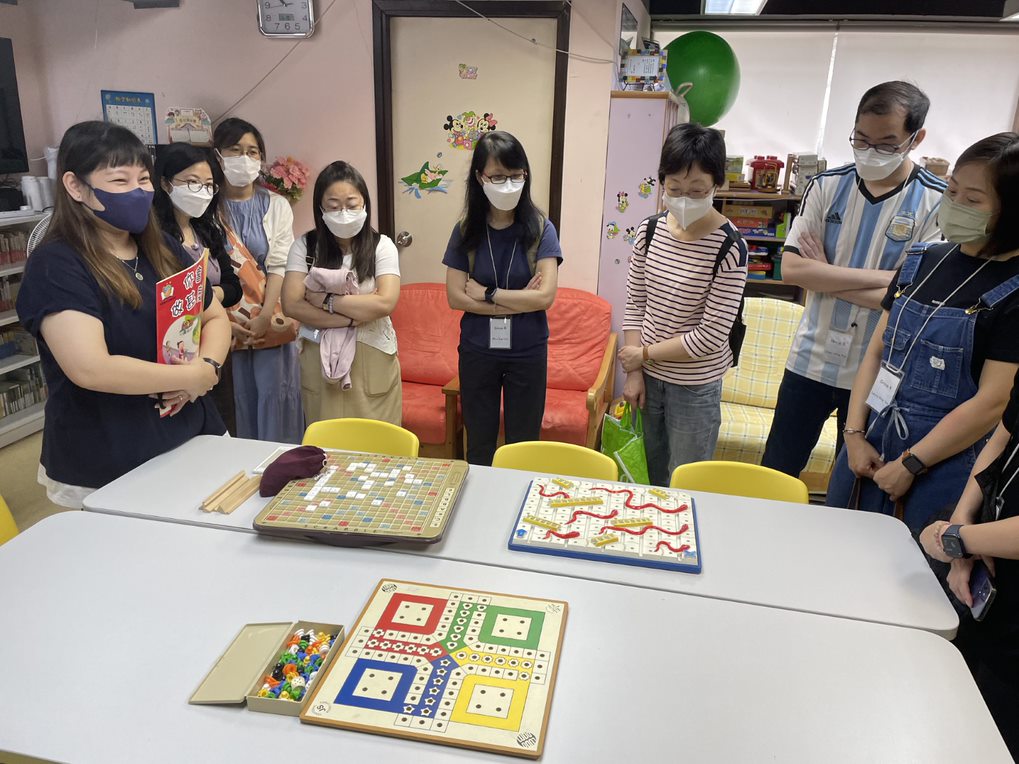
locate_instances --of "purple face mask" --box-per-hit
[83,183,155,234]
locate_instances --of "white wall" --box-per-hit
[654,26,1019,171]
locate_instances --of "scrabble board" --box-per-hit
[300,579,567,759]
[252,454,469,546]
[508,478,701,573]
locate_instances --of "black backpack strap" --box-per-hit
[643,212,667,252]
[712,223,746,277]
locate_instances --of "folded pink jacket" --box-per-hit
[304,266,359,388]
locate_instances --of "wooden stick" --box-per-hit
[217,476,262,515]
[201,471,246,512]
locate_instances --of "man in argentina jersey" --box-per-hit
[762,81,946,480]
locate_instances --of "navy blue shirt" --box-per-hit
[16,236,225,488]
[442,219,562,359]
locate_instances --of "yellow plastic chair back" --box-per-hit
[0,495,19,546]
[493,441,619,481]
[302,418,420,458]
[670,460,809,504]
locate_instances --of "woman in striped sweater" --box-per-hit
[619,123,748,487]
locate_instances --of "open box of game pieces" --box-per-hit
[189,620,345,716]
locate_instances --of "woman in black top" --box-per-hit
[15,121,229,507]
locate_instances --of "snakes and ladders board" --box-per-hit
[300,580,567,758]
[508,478,701,573]
[252,454,469,546]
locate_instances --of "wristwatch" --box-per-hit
[941,524,972,559]
[484,286,497,304]
[901,449,928,476]
[202,357,223,381]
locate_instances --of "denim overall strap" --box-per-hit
[977,273,1019,311]
[895,244,931,289]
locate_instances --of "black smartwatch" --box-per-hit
[484,286,497,304]
[901,449,928,476]
[202,357,223,381]
[941,524,971,559]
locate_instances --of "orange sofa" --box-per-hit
[444,287,617,450]
[391,283,463,458]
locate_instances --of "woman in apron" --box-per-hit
[827,133,1019,532]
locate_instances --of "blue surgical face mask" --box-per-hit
[82,181,155,234]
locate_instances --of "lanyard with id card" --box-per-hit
[866,363,903,413]
[484,226,518,351]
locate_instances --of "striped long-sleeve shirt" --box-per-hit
[623,218,748,385]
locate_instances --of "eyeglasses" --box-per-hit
[849,131,918,155]
[220,146,262,160]
[666,190,713,200]
[172,178,219,195]
[482,172,527,185]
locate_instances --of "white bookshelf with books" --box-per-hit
[0,213,48,448]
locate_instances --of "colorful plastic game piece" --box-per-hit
[301,580,567,759]
[252,454,469,546]
[508,478,701,574]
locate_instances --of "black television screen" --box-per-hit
[0,38,29,175]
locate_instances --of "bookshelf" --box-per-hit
[0,214,47,447]
[715,190,803,303]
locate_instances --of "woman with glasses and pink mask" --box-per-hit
[442,131,562,467]
[619,122,749,487]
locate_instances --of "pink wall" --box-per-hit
[6,0,618,290]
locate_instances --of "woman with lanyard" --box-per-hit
[213,118,303,443]
[920,369,1019,757]
[827,133,1019,532]
[442,131,562,466]
[153,143,243,432]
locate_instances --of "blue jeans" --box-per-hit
[642,373,722,487]
[762,370,850,477]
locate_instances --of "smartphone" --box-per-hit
[969,560,997,622]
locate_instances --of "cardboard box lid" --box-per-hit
[190,622,294,705]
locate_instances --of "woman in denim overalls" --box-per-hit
[828,133,1019,533]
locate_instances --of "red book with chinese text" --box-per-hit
[155,251,207,417]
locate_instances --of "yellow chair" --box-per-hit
[302,418,420,458]
[0,495,19,546]
[670,460,809,504]
[493,441,618,481]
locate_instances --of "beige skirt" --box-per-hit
[300,340,402,426]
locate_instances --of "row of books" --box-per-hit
[0,276,20,312]
[0,230,29,267]
[0,363,46,420]
[0,327,36,361]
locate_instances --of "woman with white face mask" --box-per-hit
[212,118,303,444]
[618,123,748,487]
[829,133,1019,535]
[442,131,562,467]
[153,142,243,433]
[282,161,402,425]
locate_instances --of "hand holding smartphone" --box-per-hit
[969,560,997,622]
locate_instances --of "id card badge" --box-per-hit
[866,363,903,413]
[489,317,512,350]
[823,329,854,367]
[298,325,321,344]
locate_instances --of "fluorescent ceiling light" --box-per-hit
[704,0,767,13]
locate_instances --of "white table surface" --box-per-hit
[0,512,1007,764]
[83,435,959,638]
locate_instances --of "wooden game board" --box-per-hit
[252,454,469,546]
[508,478,701,573]
[300,580,567,759]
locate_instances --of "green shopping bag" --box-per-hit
[600,401,649,484]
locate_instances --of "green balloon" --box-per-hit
[664,32,741,126]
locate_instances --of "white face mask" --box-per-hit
[853,147,908,182]
[482,178,525,211]
[322,208,367,239]
[663,191,715,229]
[219,153,262,187]
[168,184,213,219]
